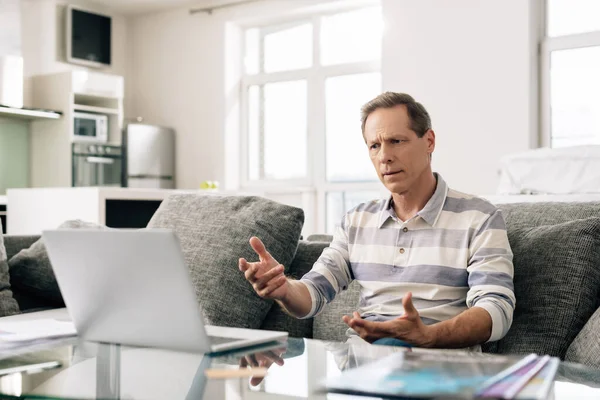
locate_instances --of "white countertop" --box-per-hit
[0,195,6,205]
[6,187,214,201]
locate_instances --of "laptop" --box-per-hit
[42,229,288,354]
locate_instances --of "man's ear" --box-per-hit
[425,129,436,154]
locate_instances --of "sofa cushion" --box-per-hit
[314,280,361,341]
[8,220,106,309]
[0,221,20,316]
[565,307,600,368]
[260,240,329,338]
[4,236,39,261]
[147,194,304,329]
[498,201,600,229]
[492,217,600,358]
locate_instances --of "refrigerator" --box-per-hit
[124,123,175,189]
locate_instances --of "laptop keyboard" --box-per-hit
[208,335,241,346]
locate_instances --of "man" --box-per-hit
[239,92,515,349]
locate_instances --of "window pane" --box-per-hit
[263,81,307,179]
[244,28,260,74]
[320,7,383,66]
[326,72,381,182]
[548,0,600,37]
[327,191,383,234]
[248,86,260,180]
[551,47,600,148]
[264,23,312,73]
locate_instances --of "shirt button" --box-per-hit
[399,248,405,254]
[403,227,408,233]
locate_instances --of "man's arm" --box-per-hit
[298,214,353,318]
[274,280,312,318]
[426,307,492,348]
[465,209,516,342]
[427,209,515,346]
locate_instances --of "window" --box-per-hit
[542,0,600,148]
[242,6,386,233]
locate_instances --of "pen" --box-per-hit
[0,361,62,376]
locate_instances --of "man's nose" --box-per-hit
[378,144,393,164]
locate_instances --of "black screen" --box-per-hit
[71,9,111,66]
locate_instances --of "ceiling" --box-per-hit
[91,0,234,15]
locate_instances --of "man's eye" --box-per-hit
[369,144,379,150]
[392,139,402,144]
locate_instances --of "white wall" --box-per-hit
[21,0,129,107]
[382,0,540,195]
[127,8,225,190]
[127,0,355,190]
[128,0,540,195]
[0,0,21,56]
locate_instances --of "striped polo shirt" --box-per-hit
[300,173,515,343]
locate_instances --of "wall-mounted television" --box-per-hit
[66,5,111,68]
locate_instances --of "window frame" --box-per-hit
[239,5,386,234]
[540,0,600,147]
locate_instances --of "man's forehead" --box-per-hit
[364,113,413,137]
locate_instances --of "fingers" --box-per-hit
[401,292,419,319]
[342,312,367,329]
[241,350,285,387]
[243,262,262,282]
[249,237,273,262]
[257,275,287,298]
[253,264,284,290]
[245,354,258,367]
[260,350,285,366]
[250,375,266,387]
[239,258,250,272]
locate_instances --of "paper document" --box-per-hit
[0,319,77,342]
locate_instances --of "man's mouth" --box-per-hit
[383,170,402,176]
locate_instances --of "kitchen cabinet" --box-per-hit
[30,70,124,188]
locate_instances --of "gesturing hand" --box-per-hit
[239,347,286,386]
[342,292,434,347]
[239,237,288,300]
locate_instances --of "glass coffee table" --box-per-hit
[0,337,597,399]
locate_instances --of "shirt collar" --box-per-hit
[378,173,449,228]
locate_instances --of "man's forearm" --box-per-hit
[426,307,493,348]
[276,280,313,319]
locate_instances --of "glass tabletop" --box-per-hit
[0,337,597,399]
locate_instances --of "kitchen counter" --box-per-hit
[5,187,223,235]
[0,196,6,205]
[6,186,318,236]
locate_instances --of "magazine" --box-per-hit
[322,350,558,399]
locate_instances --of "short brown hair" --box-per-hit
[360,92,432,137]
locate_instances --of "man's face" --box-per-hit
[364,105,435,195]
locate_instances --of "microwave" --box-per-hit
[73,112,108,142]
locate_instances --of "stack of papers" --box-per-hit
[323,351,559,399]
[0,319,77,342]
[477,354,560,399]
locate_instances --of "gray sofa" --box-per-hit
[3,200,600,368]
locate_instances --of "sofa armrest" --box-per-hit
[4,235,40,260]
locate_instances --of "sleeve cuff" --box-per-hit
[473,301,505,342]
[298,280,318,319]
